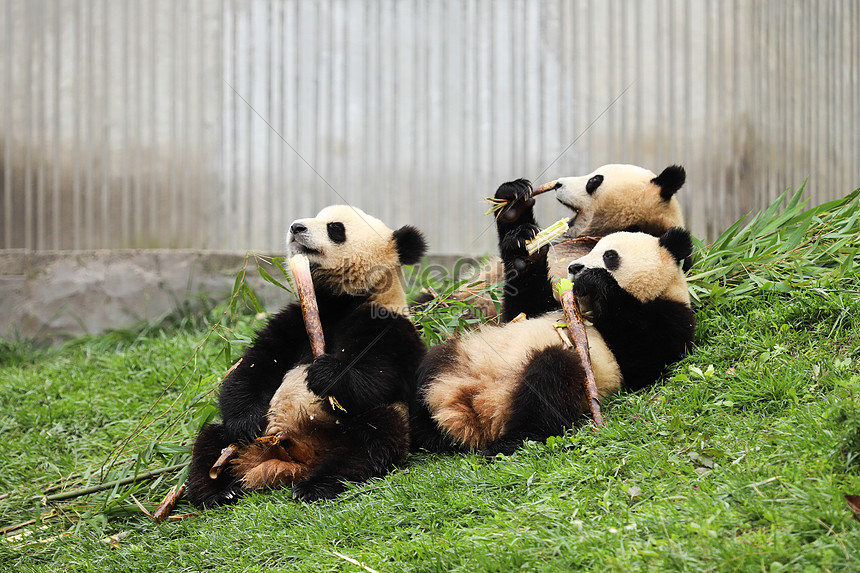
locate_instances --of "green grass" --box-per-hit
[1,189,859,571]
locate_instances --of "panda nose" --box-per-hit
[568,262,585,277]
[290,222,308,235]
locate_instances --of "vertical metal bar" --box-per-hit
[72,0,82,249]
[265,0,274,250]
[169,0,177,244]
[101,0,110,248]
[23,0,33,250]
[85,0,95,249]
[36,1,47,251]
[134,0,143,246]
[148,0,156,247]
[52,0,61,249]
[2,1,9,249]
[121,0,130,248]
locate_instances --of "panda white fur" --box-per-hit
[410,181,695,458]
[417,164,688,323]
[188,205,427,506]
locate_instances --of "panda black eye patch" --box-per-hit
[602,249,620,271]
[327,222,346,243]
[586,175,604,194]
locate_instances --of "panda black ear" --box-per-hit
[652,165,686,200]
[393,225,428,266]
[659,227,693,263]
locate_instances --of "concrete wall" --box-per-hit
[0,250,286,343]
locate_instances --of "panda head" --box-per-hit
[568,227,693,307]
[552,164,686,237]
[288,205,427,314]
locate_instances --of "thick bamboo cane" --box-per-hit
[289,254,346,412]
[555,279,605,428]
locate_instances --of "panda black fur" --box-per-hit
[187,205,427,507]
[409,180,695,458]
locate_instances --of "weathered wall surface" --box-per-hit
[0,251,284,343]
[1,0,858,254]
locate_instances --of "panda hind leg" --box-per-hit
[186,422,247,508]
[291,405,409,502]
[481,346,585,460]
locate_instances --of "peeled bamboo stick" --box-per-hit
[209,444,238,479]
[152,484,185,524]
[555,279,605,428]
[289,254,346,412]
[289,254,327,358]
[525,218,570,255]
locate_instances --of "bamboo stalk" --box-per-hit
[525,218,570,255]
[289,254,327,358]
[555,280,605,428]
[209,444,238,479]
[289,254,346,412]
[152,484,185,524]
[42,463,188,503]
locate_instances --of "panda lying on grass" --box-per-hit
[187,205,427,507]
[410,179,696,458]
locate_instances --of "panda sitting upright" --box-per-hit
[187,205,427,507]
[409,179,696,457]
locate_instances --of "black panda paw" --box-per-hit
[291,476,345,502]
[571,271,611,317]
[495,179,534,224]
[480,437,523,460]
[194,481,246,508]
[500,224,541,260]
[305,354,345,399]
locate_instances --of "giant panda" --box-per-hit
[409,179,695,458]
[187,205,428,507]
[544,163,687,279]
[414,164,688,324]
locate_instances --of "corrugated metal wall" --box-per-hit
[1,0,858,254]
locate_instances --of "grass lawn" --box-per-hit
[1,190,858,571]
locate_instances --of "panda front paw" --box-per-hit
[223,416,265,445]
[305,354,344,398]
[500,224,541,260]
[495,179,534,224]
[571,270,611,316]
[481,437,523,460]
[291,475,345,502]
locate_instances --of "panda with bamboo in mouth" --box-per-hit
[410,172,696,458]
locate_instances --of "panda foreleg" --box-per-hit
[291,405,409,502]
[218,306,307,444]
[187,422,247,508]
[482,346,584,460]
[498,227,558,322]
